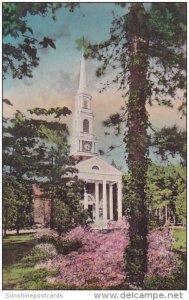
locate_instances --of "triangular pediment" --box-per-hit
[75,156,124,176]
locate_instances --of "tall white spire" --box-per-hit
[78,49,87,93]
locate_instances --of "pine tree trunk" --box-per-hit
[16,209,20,235]
[3,226,7,238]
[124,3,149,288]
[3,208,8,237]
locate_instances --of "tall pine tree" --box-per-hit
[87,3,186,287]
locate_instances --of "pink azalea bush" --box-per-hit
[36,219,177,288]
[147,227,177,275]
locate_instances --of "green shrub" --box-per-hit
[55,238,82,254]
[144,269,187,290]
[37,234,82,255]
[21,247,48,265]
[37,234,56,245]
[35,243,57,258]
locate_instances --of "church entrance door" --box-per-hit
[88,204,93,220]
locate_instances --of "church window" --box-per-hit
[83,119,89,133]
[83,100,88,109]
[92,165,99,170]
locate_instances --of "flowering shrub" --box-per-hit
[36,233,82,255]
[35,243,57,258]
[36,220,177,288]
[147,227,177,276]
[34,228,58,240]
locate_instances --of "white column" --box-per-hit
[84,187,88,210]
[103,180,107,221]
[79,140,81,152]
[117,180,122,219]
[109,184,113,220]
[95,182,99,222]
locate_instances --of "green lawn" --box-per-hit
[172,227,187,289]
[3,234,35,267]
[3,234,59,290]
[172,227,186,253]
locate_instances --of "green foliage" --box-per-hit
[3,98,13,106]
[144,272,186,290]
[3,105,72,176]
[3,3,79,79]
[38,234,82,255]
[3,175,33,235]
[149,3,186,47]
[47,178,88,235]
[152,125,186,166]
[3,105,87,235]
[87,3,186,105]
[28,106,72,118]
[123,164,186,228]
[21,247,48,265]
[147,164,186,226]
[175,190,186,225]
[3,105,72,235]
[76,36,90,55]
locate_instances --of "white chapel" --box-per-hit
[71,52,123,227]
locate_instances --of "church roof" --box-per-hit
[75,155,123,176]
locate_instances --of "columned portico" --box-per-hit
[76,157,123,227]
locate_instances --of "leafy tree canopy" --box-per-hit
[86,3,186,106]
[152,125,186,166]
[3,106,73,179]
[3,2,79,79]
[3,104,87,235]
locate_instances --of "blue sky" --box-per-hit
[3,3,186,172]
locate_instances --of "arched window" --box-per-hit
[92,165,99,170]
[83,119,89,133]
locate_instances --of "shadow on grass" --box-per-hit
[3,234,36,267]
[173,249,187,262]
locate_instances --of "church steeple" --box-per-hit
[78,49,87,93]
[71,51,98,159]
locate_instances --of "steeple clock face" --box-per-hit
[82,141,92,152]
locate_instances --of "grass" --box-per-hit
[172,227,187,289]
[3,234,35,267]
[172,227,186,253]
[3,233,59,290]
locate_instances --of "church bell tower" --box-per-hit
[71,50,97,159]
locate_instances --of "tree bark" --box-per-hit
[3,226,7,238]
[124,3,149,288]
